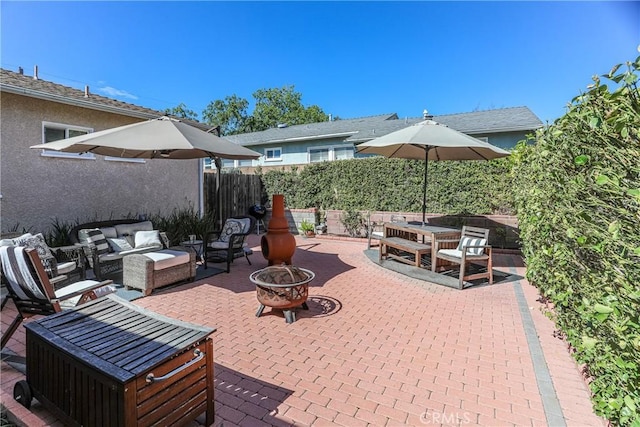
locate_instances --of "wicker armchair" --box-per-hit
[203,216,255,273]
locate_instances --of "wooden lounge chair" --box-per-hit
[434,226,493,289]
[0,246,114,363]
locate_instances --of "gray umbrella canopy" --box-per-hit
[356,120,511,223]
[31,116,260,226]
[30,116,261,160]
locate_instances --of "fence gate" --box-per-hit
[204,173,265,223]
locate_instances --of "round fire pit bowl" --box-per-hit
[249,265,315,324]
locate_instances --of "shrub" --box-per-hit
[261,156,516,215]
[512,57,640,426]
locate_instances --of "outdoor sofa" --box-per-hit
[69,220,195,292]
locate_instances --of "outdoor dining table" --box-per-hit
[383,222,462,271]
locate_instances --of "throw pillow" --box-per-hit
[11,233,34,246]
[456,236,487,256]
[86,229,111,255]
[107,237,134,252]
[134,230,162,248]
[14,233,53,259]
[219,220,244,243]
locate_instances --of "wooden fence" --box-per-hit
[203,173,265,221]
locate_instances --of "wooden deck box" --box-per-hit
[23,295,216,426]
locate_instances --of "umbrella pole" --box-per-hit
[422,147,431,225]
[214,157,223,228]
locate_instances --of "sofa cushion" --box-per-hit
[142,249,191,270]
[77,229,95,244]
[118,247,162,256]
[99,226,118,239]
[86,230,111,255]
[107,237,134,252]
[115,221,154,238]
[134,230,162,249]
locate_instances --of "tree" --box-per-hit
[202,85,329,135]
[202,95,250,136]
[251,86,328,131]
[164,103,198,121]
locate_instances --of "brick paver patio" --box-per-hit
[1,235,606,426]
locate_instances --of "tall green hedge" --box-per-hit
[259,156,515,215]
[512,57,640,426]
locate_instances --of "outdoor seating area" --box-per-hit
[0,234,605,426]
[376,220,494,289]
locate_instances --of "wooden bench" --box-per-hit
[379,237,431,267]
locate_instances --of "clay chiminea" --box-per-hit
[261,194,296,265]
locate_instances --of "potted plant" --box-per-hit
[299,219,316,237]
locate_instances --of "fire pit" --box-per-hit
[249,265,315,323]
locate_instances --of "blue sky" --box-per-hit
[2,1,638,124]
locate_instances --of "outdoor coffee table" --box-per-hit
[181,239,204,262]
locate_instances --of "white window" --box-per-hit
[334,146,354,160]
[40,122,95,159]
[309,148,329,163]
[204,158,216,170]
[265,148,282,161]
[308,145,353,163]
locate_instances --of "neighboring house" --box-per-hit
[219,107,543,171]
[0,67,209,234]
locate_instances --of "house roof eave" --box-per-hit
[1,80,213,132]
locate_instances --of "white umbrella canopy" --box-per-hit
[30,116,261,160]
[356,120,511,223]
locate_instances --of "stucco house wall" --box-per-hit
[0,92,199,234]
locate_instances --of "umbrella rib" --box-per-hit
[469,147,492,160]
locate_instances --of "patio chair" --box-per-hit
[434,226,493,289]
[1,232,86,283]
[0,246,115,363]
[203,216,255,273]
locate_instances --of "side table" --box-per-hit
[181,239,204,262]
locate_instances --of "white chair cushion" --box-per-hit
[56,261,77,275]
[57,282,116,309]
[209,241,230,250]
[142,249,190,270]
[55,280,113,299]
[456,236,487,256]
[439,248,487,259]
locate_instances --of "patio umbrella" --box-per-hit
[30,116,260,160]
[30,116,261,225]
[356,119,510,224]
